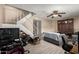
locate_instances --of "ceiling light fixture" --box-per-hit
[53,14,58,17]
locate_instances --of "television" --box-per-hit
[0,28,19,47]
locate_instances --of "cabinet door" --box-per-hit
[58,19,74,34]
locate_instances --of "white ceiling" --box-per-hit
[10,4,79,20]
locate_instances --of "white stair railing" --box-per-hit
[17,24,34,38]
[17,13,32,24]
[17,13,37,38]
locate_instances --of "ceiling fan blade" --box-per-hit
[58,14,62,17]
[47,14,53,17]
[58,12,66,14]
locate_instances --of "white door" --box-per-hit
[33,20,41,37]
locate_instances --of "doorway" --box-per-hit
[33,20,41,37]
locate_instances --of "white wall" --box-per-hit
[5,5,23,23]
[74,16,79,32]
[41,19,57,33]
[0,5,4,23]
[0,24,18,28]
[0,5,25,24]
[51,20,58,32]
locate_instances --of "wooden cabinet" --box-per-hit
[58,18,74,34]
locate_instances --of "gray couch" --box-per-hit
[42,32,63,46]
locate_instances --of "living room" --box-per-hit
[0,4,78,54]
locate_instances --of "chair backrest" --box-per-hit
[61,35,73,52]
[61,34,68,44]
[78,32,79,41]
[61,36,66,45]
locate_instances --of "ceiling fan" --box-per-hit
[47,10,66,18]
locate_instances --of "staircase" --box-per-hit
[17,13,36,38]
[0,5,37,38]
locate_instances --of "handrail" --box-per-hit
[24,16,37,31]
[17,13,38,38]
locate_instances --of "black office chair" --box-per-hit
[61,36,73,53]
[20,34,31,53]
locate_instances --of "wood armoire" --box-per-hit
[57,18,74,34]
